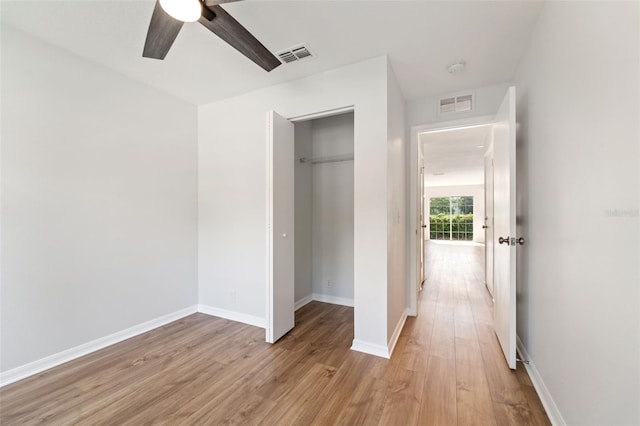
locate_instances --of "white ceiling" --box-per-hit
[421,124,491,188]
[0,0,544,105]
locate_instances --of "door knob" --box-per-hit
[482,225,488,229]
[498,236,510,245]
[517,237,525,245]
[421,225,427,228]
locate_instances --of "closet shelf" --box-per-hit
[299,154,354,164]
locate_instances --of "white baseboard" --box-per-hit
[311,293,354,307]
[351,339,390,359]
[0,305,198,387]
[387,309,408,357]
[197,305,266,328]
[294,295,313,311]
[516,335,565,426]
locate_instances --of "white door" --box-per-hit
[492,86,517,369]
[484,150,495,297]
[266,111,295,344]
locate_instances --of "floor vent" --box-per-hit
[439,93,473,114]
[277,44,314,64]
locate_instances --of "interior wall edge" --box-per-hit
[0,305,199,387]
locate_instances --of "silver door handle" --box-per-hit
[498,236,525,246]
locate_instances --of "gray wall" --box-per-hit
[294,121,313,303]
[294,113,355,306]
[198,57,391,350]
[1,27,199,372]
[386,65,407,343]
[310,114,355,303]
[513,2,639,424]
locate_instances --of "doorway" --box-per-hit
[266,109,355,344]
[420,123,491,300]
[409,86,518,369]
[294,112,355,309]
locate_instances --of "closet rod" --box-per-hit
[299,154,354,165]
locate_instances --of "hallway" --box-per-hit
[395,240,550,424]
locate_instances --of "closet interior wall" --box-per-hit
[294,113,355,307]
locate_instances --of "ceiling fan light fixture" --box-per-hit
[159,0,202,23]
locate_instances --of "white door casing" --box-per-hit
[484,142,495,297]
[266,111,295,344]
[419,163,425,292]
[492,86,517,369]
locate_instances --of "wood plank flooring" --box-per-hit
[0,241,549,425]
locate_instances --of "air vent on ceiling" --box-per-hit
[439,93,473,115]
[277,44,314,64]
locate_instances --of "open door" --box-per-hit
[266,110,295,344]
[492,86,517,369]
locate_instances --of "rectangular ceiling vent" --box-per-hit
[277,44,314,64]
[439,94,473,115]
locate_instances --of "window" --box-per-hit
[429,196,474,241]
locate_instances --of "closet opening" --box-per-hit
[293,111,355,323]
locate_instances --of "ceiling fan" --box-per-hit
[142,0,281,72]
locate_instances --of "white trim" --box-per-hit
[288,105,354,123]
[351,339,390,359]
[0,305,198,387]
[198,305,266,329]
[294,295,313,311]
[311,293,354,307]
[516,336,566,426]
[265,110,274,343]
[408,114,496,320]
[387,309,408,357]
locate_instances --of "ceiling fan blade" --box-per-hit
[143,0,184,60]
[198,5,281,72]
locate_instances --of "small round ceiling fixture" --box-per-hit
[446,61,466,75]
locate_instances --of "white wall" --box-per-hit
[386,64,407,343]
[423,185,485,243]
[310,114,354,303]
[513,2,639,424]
[294,121,312,303]
[198,56,392,351]
[1,27,198,373]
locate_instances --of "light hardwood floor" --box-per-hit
[0,242,549,425]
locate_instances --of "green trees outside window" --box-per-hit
[429,196,474,241]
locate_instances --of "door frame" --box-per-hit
[484,139,495,298]
[408,115,494,316]
[265,105,355,343]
